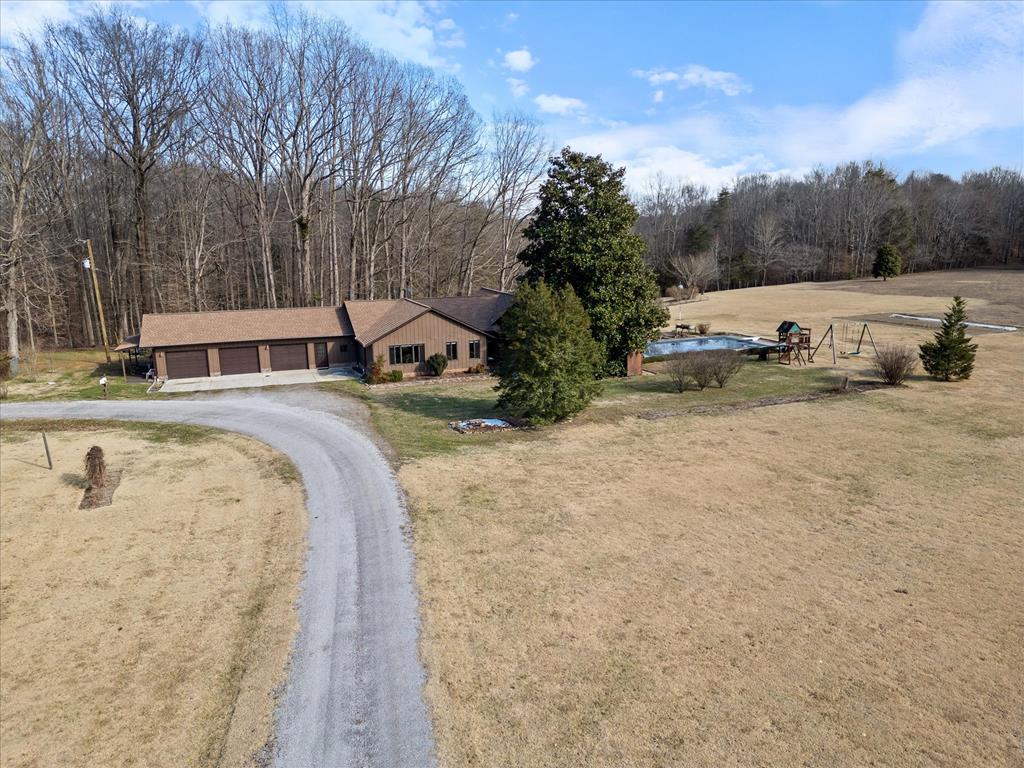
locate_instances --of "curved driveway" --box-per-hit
[1,397,435,768]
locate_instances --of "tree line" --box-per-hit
[635,163,1024,293]
[3,5,1021,365]
[1,6,549,359]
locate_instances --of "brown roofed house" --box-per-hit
[139,291,513,380]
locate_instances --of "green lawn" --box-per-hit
[321,361,845,463]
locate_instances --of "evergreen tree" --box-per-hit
[495,281,603,424]
[872,243,901,281]
[919,296,978,381]
[519,147,667,376]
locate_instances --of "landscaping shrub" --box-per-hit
[426,352,448,377]
[387,370,403,382]
[665,350,740,392]
[687,351,716,390]
[919,296,977,381]
[664,354,690,392]
[85,446,106,490]
[466,363,488,374]
[708,350,744,387]
[368,355,388,384]
[873,344,918,385]
[696,322,711,335]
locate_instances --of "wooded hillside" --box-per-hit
[2,6,1021,358]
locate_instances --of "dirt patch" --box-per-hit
[0,426,306,768]
[78,469,123,509]
[400,270,1024,767]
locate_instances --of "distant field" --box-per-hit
[397,270,1024,767]
[0,423,306,768]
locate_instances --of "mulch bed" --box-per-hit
[79,470,123,510]
[638,383,889,421]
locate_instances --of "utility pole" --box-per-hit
[83,239,111,364]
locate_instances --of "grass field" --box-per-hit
[394,270,1024,767]
[3,349,153,401]
[0,422,306,768]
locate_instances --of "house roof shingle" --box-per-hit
[139,306,354,348]
[417,289,514,335]
[138,290,515,349]
[343,299,430,345]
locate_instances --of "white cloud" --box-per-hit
[189,0,269,29]
[0,0,76,40]
[503,47,537,72]
[633,65,749,96]
[589,1,1023,189]
[765,0,1023,162]
[295,0,464,69]
[506,77,529,98]
[653,89,664,104]
[505,12,519,23]
[534,93,587,115]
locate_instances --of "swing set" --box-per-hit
[809,321,879,364]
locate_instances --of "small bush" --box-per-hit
[665,350,741,391]
[426,352,448,376]
[0,355,11,380]
[708,350,744,388]
[85,446,106,490]
[0,382,8,400]
[696,322,711,335]
[387,370,403,382]
[873,344,917,385]
[666,285,686,301]
[828,374,850,392]
[368,355,388,384]
[466,363,488,374]
[664,354,690,392]
[688,352,716,390]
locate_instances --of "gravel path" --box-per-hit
[1,396,435,768]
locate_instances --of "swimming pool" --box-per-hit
[645,334,781,357]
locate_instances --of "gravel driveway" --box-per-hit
[1,395,435,768]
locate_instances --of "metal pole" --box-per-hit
[84,239,111,364]
[41,432,52,470]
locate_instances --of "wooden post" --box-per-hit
[41,432,52,470]
[120,353,127,380]
[84,239,111,364]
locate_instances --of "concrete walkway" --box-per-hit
[159,366,360,393]
[1,396,435,768]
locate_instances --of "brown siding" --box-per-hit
[373,312,488,376]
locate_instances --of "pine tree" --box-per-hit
[495,281,603,424]
[919,296,978,381]
[872,243,901,281]
[519,148,667,376]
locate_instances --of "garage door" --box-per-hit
[219,346,260,375]
[269,343,308,371]
[165,349,209,379]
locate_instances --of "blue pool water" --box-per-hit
[645,334,780,357]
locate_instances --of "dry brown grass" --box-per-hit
[0,426,306,768]
[402,271,1024,767]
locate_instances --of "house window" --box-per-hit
[445,341,458,360]
[388,344,425,365]
[468,339,481,359]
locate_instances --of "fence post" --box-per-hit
[41,432,53,470]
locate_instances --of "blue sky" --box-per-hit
[2,0,1022,189]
